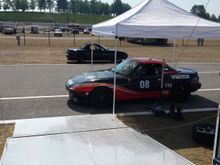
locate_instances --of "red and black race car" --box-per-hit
[65,58,201,108]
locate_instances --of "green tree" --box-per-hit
[38,0,46,11]
[81,0,90,14]
[218,15,220,22]
[90,0,98,15]
[56,0,68,13]
[20,0,28,11]
[111,0,123,16]
[12,0,21,11]
[70,0,77,13]
[46,0,54,13]
[3,0,12,10]
[121,3,130,13]
[191,5,209,19]
[99,2,109,15]
[210,14,217,22]
[29,0,36,11]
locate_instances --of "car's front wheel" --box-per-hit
[89,87,113,108]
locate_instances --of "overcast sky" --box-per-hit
[102,0,220,16]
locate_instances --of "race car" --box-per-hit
[65,58,201,108]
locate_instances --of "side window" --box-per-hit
[152,64,162,75]
[137,64,153,77]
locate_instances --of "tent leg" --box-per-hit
[91,35,94,71]
[172,39,176,68]
[113,37,118,120]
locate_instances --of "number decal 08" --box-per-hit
[140,80,150,89]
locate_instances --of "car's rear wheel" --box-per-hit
[89,87,113,108]
[171,83,190,102]
[117,58,122,63]
[77,58,83,64]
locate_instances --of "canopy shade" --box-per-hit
[92,0,220,39]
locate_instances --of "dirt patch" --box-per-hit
[0,124,14,159]
[118,111,216,165]
[0,33,220,64]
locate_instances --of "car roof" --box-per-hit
[133,57,166,65]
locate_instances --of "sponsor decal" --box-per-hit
[171,75,190,80]
[140,80,150,89]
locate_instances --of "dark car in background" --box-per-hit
[71,29,80,34]
[66,43,128,63]
[1,26,16,34]
[66,58,201,108]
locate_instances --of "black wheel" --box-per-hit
[192,123,215,146]
[117,58,122,63]
[77,58,83,64]
[89,87,113,108]
[171,83,190,102]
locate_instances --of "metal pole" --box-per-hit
[48,28,50,46]
[73,33,75,46]
[23,27,25,46]
[160,59,165,102]
[113,36,118,120]
[91,35,94,71]
[172,39,176,68]
[213,104,220,165]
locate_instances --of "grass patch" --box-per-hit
[0,11,112,24]
[0,124,14,159]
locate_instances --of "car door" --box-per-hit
[93,45,104,61]
[129,63,162,91]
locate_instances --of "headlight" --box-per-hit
[68,79,74,86]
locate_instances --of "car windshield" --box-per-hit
[111,59,139,76]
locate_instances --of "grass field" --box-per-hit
[0,11,111,24]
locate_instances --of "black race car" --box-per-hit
[66,43,128,63]
[65,58,201,108]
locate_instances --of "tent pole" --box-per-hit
[91,34,94,71]
[112,36,118,120]
[172,39,176,68]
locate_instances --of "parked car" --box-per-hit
[2,27,16,34]
[83,28,90,34]
[65,57,201,107]
[54,29,63,37]
[66,43,128,63]
[31,26,39,34]
[71,29,80,34]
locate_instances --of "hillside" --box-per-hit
[0,11,112,24]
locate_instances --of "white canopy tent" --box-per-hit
[92,0,220,116]
[92,0,220,39]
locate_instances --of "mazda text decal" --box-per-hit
[171,75,190,79]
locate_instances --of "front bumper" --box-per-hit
[190,82,202,92]
[68,90,89,105]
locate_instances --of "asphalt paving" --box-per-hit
[0,63,219,120]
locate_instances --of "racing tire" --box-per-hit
[171,83,190,102]
[117,58,122,63]
[192,123,215,146]
[89,87,113,108]
[77,58,83,64]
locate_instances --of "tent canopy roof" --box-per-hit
[92,0,220,39]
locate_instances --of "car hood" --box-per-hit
[176,67,198,74]
[66,70,119,87]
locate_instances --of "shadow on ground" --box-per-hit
[67,94,218,115]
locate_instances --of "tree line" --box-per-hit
[0,0,131,16]
[0,1,220,22]
[191,5,220,22]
